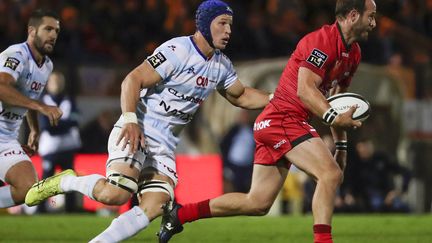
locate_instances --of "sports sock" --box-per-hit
[60,174,104,200]
[0,185,15,208]
[313,224,333,243]
[89,206,149,243]
[178,199,211,224]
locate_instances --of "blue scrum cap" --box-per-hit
[195,0,233,48]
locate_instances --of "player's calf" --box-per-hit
[10,178,36,204]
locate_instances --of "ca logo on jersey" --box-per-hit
[4,57,20,71]
[307,49,328,68]
[147,52,167,69]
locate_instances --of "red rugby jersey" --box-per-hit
[271,22,361,119]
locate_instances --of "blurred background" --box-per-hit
[1,0,431,215]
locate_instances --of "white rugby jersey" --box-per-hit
[117,36,237,151]
[0,42,53,142]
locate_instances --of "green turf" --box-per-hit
[0,214,431,242]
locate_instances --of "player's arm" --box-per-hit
[0,72,62,126]
[329,84,349,171]
[25,109,39,152]
[297,67,360,129]
[218,79,271,109]
[117,61,162,154]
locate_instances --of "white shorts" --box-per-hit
[0,140,31,181]
[106,126,178,185]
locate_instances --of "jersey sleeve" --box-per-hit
[0,51,26,81]
[217,55,238,90]
[297,33,336,80]
[145,43,181,82]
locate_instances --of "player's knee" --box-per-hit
[333,167,344,185]
[252,204,272,216]
[96,170,138,205]
[139,196,170,219]
[249,200,273,216]
[97,185,131,205]
[320,166,343,186]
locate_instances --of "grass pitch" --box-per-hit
[0,214,431,242]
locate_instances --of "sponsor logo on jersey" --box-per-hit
[147,52,167,69]
[196,76,209,87]
[0,108,24,120]
[4,57,20,71]
[3,149,26,157]
[307,49,328,68]
[159,100,193,122]
[342,52,349,57]
[168,88,203,104]
[186,67,196,74]
[253,119,271,131]
[167,45,176,51]
[273,139,286,149]
[30,81,43,91]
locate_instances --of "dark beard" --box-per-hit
[352,20,370,42]
[34,32,53,56]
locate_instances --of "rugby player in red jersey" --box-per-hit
[159,0,377,243]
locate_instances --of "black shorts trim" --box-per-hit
[291,133,313,148]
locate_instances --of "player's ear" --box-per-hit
[28,26,36,37]
[348,9,360,24]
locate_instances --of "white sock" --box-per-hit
[0,185,15,208]
[60,174,104,200]
[89,206,150,243]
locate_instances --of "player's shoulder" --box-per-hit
[298,27,326,53]
[1,43,27,60]
[303,24,328,39]
[299,23,339,57]
[158,36,191,57]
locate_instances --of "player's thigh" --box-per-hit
[139,166,174,186]
[104,160,141,197]
[285,137,339,180]
[105,126,146,194]
[0,142,37,187]
[5,160,37,188]
[249,164,288,204]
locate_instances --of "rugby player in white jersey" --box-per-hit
[25,0,271,242]
[0,9,62,209]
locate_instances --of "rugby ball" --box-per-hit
[327,93,370,121]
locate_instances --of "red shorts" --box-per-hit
[253,104,319,167]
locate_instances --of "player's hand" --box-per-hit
[21,144,36,157]
[38,104,63,126]
[332,106,362,129]
[116,123,145,155]
[27,130,40,153]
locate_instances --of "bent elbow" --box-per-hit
[297,88,307,103]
